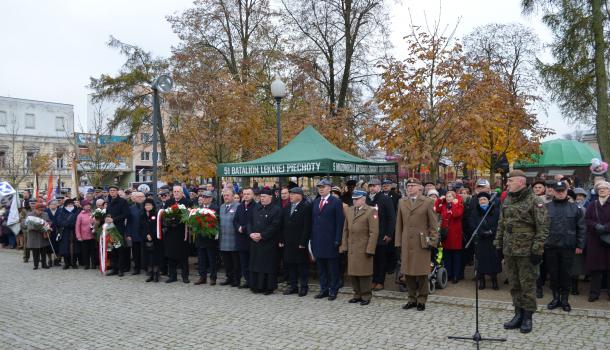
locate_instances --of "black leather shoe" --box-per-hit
[283,288,298,295]
[519,311,533,333]
[360,300,371,306]
[298,289,308,297]
[118,271,124,277]
[504,308,523,329]
[165,277,177,283]
[348,298,362,303]
[314,292,329,299]
[231,282,240,287]
[263,290,274,295]
[560,293,571,312]
[402,302,417,310]
[478,278,486,290]
[106,270,118,276]
[33,266,38,270]
[219,279,233,286]
[588,294,599,302]
[132,270,140,275]
[238,283,250,289]
[182,277,190,284]
[416,303,425,311]
[63,265,70,270]
[84,266,90,270]
[328,294,337,301]
[491,277,499,290]
[145,274,154,282]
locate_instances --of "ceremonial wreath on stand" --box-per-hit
[98,223,123,274]
[182,207,219,240]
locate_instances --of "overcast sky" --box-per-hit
[0,0,582,139]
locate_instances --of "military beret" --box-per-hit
[316,179,332,187]
[289,187,304,195]
[406,178,421,185]
[507,170,526,178]
[352,190,367,199]
[368,178,381,186]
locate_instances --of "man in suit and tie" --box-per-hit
[395,178,439,311]
[311,179,345,301]
[279,187,312,296]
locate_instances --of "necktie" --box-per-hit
[225,205,230,213]
[290,203,296,216]
[319,198,326,211]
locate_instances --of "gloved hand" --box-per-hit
[595,223,606,234]
[530,254,543,265]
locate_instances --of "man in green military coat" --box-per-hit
[340,190,379,305]
[494,170,549,334]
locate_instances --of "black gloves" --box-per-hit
[595,223,606,234]
[530,254,543,265]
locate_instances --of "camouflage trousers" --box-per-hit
[505,256,539,312]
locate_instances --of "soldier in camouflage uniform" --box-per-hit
[494,170,549,334]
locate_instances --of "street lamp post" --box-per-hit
[151,74,173,196]
[271,76,287,188]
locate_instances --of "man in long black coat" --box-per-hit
[105,185,130,277]
[366,179,396,290]
[162,186,192,283]
[234,187,256,289]
[280,187,312,296]
[248,188,281,295]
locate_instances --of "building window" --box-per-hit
[56,152,64,169]
[0,111,6,126]
[26,151,35,168]
[55,116,65,131]
[0,150,6,168]
[140,151,150,161]
[25,114,35,129]
[140,133,150,144]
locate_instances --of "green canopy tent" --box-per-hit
[217,125,398,178]
[514,139,600,178]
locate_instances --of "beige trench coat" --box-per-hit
[340,205,379,276]
[395,195,439,276]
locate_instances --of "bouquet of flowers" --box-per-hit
[25,216,52,237]
[182,208,218,239]
[103,223,124,251]
[162,203,188,224]
[91,208,106,220]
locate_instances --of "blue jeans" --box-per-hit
[316,258,339,295]
[444,249,462,280]
[197,247,217,279]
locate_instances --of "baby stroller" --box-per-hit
[395,244,448,294]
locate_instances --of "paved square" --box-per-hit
[0,250,608,349]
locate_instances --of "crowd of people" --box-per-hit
[1,172,609,332]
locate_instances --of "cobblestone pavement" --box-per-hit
[1,249,609,350]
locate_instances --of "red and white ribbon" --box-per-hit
[99,224,108,275]
[156,209,164,239]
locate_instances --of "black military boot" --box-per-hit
[145,271,154,283]
[547,290,561,310]
[519,310,533,333]
[491,275,499,290]
[478,276,486,290]
[560,292,571,312]
[503,308,523,329]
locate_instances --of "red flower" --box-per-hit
[170,204,178,211]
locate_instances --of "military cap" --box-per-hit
[382,179,394,185]
[86,188,95,193]
[405,178,421,185]
[352,190,367,199]
[453,182,464,190]
[316,179,332,187]
[507,169,526,178]
[158,189,170,196]
[289,187,304,195]
[368,178,381,186]
[201,191,214,197]
[553,181,567,191]
[108,185,119,190]
[475,179,490,187]
[423,181,435,187]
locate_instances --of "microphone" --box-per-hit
[489,191,498,202]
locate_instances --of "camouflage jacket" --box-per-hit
[494,187,548,257]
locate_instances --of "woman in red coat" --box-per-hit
[435,191,464,283]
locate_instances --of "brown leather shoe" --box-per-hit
[209,278,217,286]
[193,277,207,285]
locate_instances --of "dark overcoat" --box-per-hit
[233,201,255,251]
[162,197,191,260]
[585,199,610,271]
[366,192,396,244]
[280,200,312,264]
[466,204,502,275]
[310,195,344,259]
[57,207,80,256]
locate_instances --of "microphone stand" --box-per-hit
[448,193,506,349]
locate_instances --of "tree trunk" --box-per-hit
[591,0,610,169]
